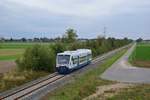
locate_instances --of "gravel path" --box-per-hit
[0,61,16,74]
[101,44,150,83]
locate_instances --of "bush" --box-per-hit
[16,44,55,72]
[51,42,66,54]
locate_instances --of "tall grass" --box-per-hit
[0,70,49,92]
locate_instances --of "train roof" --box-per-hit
[57,49,91,57]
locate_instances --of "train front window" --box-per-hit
[57,55,70,64]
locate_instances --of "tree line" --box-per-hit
[16,28,132,72]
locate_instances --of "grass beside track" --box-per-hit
[129,43,150,68]
[0,70,49,92]
[43,48,128,100]
[108,84,150,100]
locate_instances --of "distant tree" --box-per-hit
[97,35,105,46]
[28,39,33,42]
[21,38,27,42]
[34,38,40,42]
[10,38,13,41]
[63,28,78,43]
[136,38,143,43]
[0,37,5,42]
[123,37,128,41]
[51,42,66,54]
[55,37,61,42]
[108,37,115,49]
[40,37,49,42]
[61,35,66,43]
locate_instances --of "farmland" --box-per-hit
[129,43,150,68]
[0,49,24,61]
[0,42,50,61]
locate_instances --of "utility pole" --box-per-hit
[103,26,107,38]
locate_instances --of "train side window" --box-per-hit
[71,57,74,64]
[88,54,92,59]
[72,57,78,64]
[79,56,87,63]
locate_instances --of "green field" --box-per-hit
[0,42,50,49]
[129,43,150,67]
[0,49,24,61]
[0,42,51,61]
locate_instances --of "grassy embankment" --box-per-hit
[129,43,150,68]
[108,84,150,100]
[0,70,49,92]
[43,48,128,100]
[0,43,50,61]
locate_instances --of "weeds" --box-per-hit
[0,69,48,92]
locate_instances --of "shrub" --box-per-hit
[0,70,49,92]
[16,44,55,72]
[51,42,66,54]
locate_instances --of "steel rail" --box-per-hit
[0,72,58,100]
[15,75,65,100]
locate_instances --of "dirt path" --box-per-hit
[84,83,134,100]
[0,61,16,74]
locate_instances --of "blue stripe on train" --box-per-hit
[57,61,91,74]
[56,66,70,74]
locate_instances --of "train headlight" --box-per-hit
[56,64,60,67]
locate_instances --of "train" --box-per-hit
[56,49,92,74]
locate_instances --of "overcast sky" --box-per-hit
[0,0,150,39]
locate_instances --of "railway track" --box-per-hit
[0,73,65,100]
[0,44,131,100]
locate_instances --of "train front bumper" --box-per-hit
[56,66,70,74]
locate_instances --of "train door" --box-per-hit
[77,56,79,66]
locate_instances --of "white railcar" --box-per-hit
[56,49,92,74]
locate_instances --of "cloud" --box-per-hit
[1,0,133,17]
[0,0,150,39]
[7,0,150,17]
